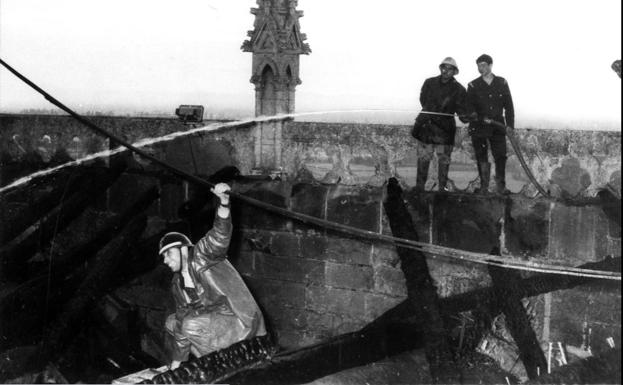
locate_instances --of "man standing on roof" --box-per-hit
[159,183,266,370]
[466,54,515,194]
[412,57,468,192]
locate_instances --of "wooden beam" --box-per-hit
[382,177,459,383]
[0,167,92,244]
[488,263,547,380]
[0,187,157,352]
[221,324,422,385]
[0,162,127,282]
[42,214,147,355]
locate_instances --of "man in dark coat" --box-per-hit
[159,183,266,370]
[466,54,515,194]
[413,57,468,192]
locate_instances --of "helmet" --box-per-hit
[158,232,193,255]
[439,57,459,74]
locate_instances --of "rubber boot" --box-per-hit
[415,159,430,192]
[495,158,510,195]
[475,162,490,194]
[438,161,450,192]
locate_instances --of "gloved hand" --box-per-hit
[210,183,231,205]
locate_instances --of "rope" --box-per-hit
[0,58,620,281]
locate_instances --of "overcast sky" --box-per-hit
[0,0,621,129]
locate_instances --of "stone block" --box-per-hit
[427,259,490,281]
[607,236,621,258]
[290,183,328,233]
[305,285,367,319]
[505,199,550,258]
[432,194,506,254]
[242,276,306,310]
[254,254,325,285]
[326,185,382,232]
[234,181,291,231]
[608,169,621,197]
[300,234,328,259]
[373,265,407,297]
[230,251,255,277]
[325,262,374,291]
[262,305,307,331]
[275,329,324,350]
[305,311,367,335]
[371,243,400,267]
[108,173,159,214]
[550,157,592,198]
[548,203,610,264]
[162,137,196,176]
[159,181,185,221]
[434,276,490,298]
[364,293,407,322]
[402,190,434,241]
[270,232,300,257]
[324,235,372,265]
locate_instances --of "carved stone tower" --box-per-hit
[242,0,311,172]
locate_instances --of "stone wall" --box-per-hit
[227,181,620,355]
[0,114,256,187]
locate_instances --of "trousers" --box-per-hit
[165,309,247,358]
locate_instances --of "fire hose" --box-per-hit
[483,118,551,198]
[416,112,550,197]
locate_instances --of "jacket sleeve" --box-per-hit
[465,82,478,122]
[502,79,515,128]
[193,212,233,265]
[456,85,469,123]
[419,79,430,109]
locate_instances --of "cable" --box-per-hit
[0,58,620,281]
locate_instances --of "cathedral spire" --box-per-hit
[242,0,310,116]
[242,0,311,172]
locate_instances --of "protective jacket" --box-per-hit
[466,75,515,137]
[167,213,266,361]
[412,75,467,146]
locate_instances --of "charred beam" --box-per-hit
[442,256,620,316]
[488,262,547,380]
[27,186,159,279]
[382,177,458,383]
[0,162,127,281]
[42,214,147,356]
[140,335,276,384]
[0,167,93,244]
[0,187,159,352]
[368,256,620,330]
[219,324,422,385]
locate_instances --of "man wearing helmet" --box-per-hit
[159,183,266,370]
[412,57,468,192]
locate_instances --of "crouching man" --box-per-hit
[159,183,266,370]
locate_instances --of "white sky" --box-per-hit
[0,0,621,129]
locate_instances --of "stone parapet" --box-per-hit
[283,121,621,199]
